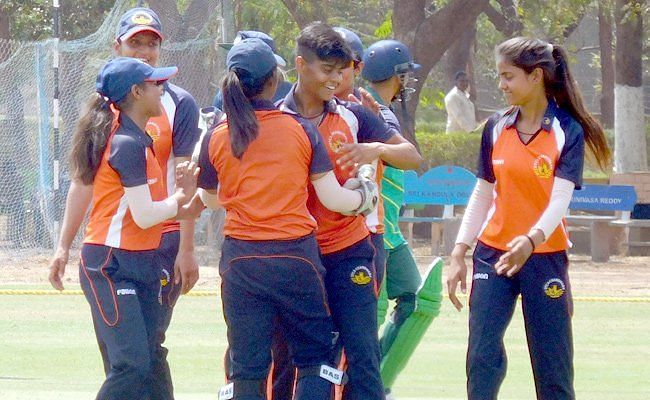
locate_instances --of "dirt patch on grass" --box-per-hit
[1,243,648,297]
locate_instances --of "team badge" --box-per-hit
[543,117,551,126]
[146,121,161,142]
[533,154,553,179]
[544,278,565,299]
[161,268,170,287]
[131,12,154,26]
[328,131,348,153]
[350,266,372,286]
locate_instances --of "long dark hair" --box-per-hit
[496,37,611,171]
[69,93,115,184]
[221,66,276,159]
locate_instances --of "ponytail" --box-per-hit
[497,37,611,171]
[550,45,611,171]
[221,67,277,159]
[69,93,115,184]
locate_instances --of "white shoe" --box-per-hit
[385,392,397,400]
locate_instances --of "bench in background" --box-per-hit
[566,184,637,262]
[399,166,476,255]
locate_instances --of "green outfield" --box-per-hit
[1,291,649,400]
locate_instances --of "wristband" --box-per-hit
[525,235,536,252]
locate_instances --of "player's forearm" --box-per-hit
[178,219,196,252]
[311,171,362,212]
[58,180,93,249]
[376,141,422,170]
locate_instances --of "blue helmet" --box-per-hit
[333,27,364,62]
[362,40,421,82]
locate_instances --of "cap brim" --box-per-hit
[119,26,164,42]
[274,54,287,67]
[412,63,422,72]
[146,66,178,82]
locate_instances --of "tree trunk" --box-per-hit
[393,0,489,141]
[614,0,645,172]
[280,0,327,28]
[445,23,476,88]
[598,1,614,128]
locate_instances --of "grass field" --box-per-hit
[1,290,649,399]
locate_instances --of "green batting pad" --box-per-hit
[380,257,443,388]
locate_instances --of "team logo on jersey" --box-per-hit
[161,268,171,287]
[131,12,154,26]
[116,288,136,296]
[328,131,349,153]
[350,266,372,286]
[145,121,161,142]
[544,278,566,299]
[533,154,553,179]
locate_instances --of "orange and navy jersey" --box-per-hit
[197,99,333,241]
[279,88,397,254]
[477,100,585,253]
[145,83,200,233]
[84,114,167,251]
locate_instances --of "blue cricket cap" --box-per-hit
[220,30,286,67]
[116,8,164,41]
[96,57,177,104]
[334,27,364,62]
[226,38,277,80]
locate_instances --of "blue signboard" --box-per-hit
[570,185,637,212]
[404,166,477,205]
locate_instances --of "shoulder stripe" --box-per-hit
[551,117,566,153]
[161,91,176,130]
[337,104,359,143]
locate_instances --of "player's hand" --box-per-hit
[494,235,533,277]
[176,193,205,220]
[175,161,200,206]
[48,246,69,291]
[336,143,381,175]
[348,88,380,115]
[447,244,469,311]
[174,248,199,294]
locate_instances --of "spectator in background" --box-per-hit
[445,71,478,134]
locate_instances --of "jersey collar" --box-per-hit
[365,86,385,106]
[279,83,338,116]
[118,113,154,147]
[505,98,558,132]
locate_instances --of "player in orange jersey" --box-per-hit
[50,57,198,399]
[48,8,201,399]
[447,37,611,400]
[195,38,379,400]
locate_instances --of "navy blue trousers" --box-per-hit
[89,232,182,400]
[468,241,575,400]
[220,234,335,400]
[152,231,183,400]
[79,244,162,400]
[323,237,383,400]
[370,233,386,288]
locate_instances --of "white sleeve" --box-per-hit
[123,185,178,229]
[530,177,575,241]
[311,171,362,213]
[455,179,494,246]
[198,188,222,210]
